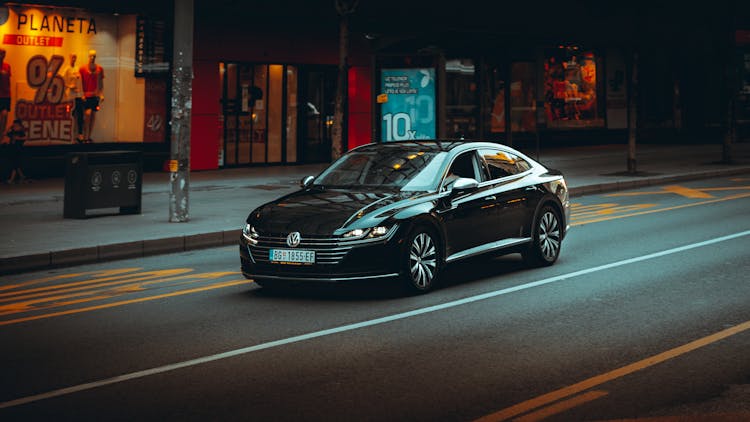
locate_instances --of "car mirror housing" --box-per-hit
[300,176,315,189]
[451,177,478,194]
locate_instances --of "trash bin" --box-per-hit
[64,151,143,219]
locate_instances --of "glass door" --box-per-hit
[510,62,536,133]
[299,67,336,163]
[445,58,478,139]
[220,62,299,166]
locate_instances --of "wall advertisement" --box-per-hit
[380,68,435,141]
[0,4,166,145]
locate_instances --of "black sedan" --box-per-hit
[240,141,570,293]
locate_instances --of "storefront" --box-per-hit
[373,46,624,145]
[0,4,170,146]
[218,62,341,166]
[6,1,743,176]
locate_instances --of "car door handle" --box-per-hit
[484,195,496,201]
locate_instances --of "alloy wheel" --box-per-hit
[409,232,438,289]
[538,210,561,261]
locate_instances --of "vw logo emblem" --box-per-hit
[286,232,301,248]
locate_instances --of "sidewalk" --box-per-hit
[2,142,750,275]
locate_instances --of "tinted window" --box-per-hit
[442,150,485,190]
[315,146,448,191]
[479,149,529,180]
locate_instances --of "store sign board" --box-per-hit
[380,68,435,141]
[135,15,169,77]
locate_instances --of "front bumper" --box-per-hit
[239,231,403,283]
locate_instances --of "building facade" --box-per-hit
[2,1,748,176]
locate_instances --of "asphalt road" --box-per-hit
[1,176,750,421]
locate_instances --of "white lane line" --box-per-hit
[2,230,750,410]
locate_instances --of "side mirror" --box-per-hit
[450,177,479,195]
[300,176,315,189]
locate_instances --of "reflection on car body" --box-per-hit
[240,140,570,293]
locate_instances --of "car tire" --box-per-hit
[401,226,441,293]
[523,205,562,267]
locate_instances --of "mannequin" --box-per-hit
[79,49,104,142]
[0,48,11,139]
[63,53,84,142]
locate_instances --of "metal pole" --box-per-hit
[627,51,638,174]
[169,0,194,222]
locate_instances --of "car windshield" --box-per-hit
[314,146,448,191]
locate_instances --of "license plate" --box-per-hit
[269,248,315,264]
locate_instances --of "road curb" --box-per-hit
[0,230,241,276]
[568,167,750,197]
[3,167,750,276]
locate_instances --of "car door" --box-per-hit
[438,150,496,259]
[478,148,532,240]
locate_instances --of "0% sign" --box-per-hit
[27,54,65,104]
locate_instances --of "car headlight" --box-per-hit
[242,223,259,244]
[342,225,392,239]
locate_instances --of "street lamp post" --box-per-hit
[169,0,194,222]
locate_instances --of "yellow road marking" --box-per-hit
[572,192,750,226]
[475,319,750,421]
[0,268,142,292]
[572,204,657,220]
[0,268,193,300]
[0,271,238,316]
[662,185,713,199]
[512,390,609,422]
[701,186,750,192]
[607,184,750,198]
[606,190,666,197]
[0,279,252,326]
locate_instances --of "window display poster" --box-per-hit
[0,5,150,144]
[543,49,601,128]
[380,68,435,141]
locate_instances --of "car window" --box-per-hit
[479,148,529,180]
[442,151,485,190]
[516,157,531,172]
[314,147,447,191]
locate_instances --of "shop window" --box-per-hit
[485,62,536,136]
[510,62,536,133]
[445,58,478,138]
[487,66,506,135]
[0,7,169,144]
[544,47,604,129]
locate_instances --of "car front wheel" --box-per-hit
[401,227,440,293]
[523,205,562,267]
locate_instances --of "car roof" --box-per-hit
[350,140,515,154]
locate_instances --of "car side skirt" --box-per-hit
[445,237,531,264]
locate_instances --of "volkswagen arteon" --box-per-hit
[240,140,569,293]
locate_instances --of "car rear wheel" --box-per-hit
[401,227,440,293]
[523,205,562,267]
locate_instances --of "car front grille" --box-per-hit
[248,235,352,265]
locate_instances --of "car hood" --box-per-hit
[250,188,421,235]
